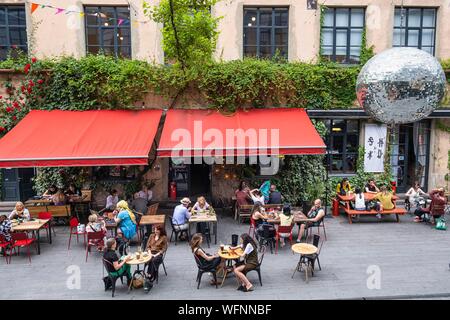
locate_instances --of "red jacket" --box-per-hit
[429,190,446,216]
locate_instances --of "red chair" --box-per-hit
[38,211,56,239]
[68,217,86,250]
[249,215,257,239]
[275,225,293,254]
[10,232,36,264]
[86,231,106,262]
[0,234,11,264]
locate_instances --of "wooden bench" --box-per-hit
[235,205,253,222]
[27,205,49,218]
[47,205,71,218]
[343,207,407,224]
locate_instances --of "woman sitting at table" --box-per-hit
[43,185,57,197]
[336,178,352,196]
[9,202,30,221]
[145,225,168,281]
[191,196,214,235]
[114,200,137,244]
[296,199,325,243]
[86,214,107,251]
[249,189,265,205]
[106,189,119,212]
[65,184,81,197]
[353,188,367,211]
[365,179,380,194]
[231,233,259,292]
[252,202,270,238]
[137,184,153,203]
[51,189,67,205]
[190,233,224,285]
[275,204,294,247]
[373,186,395,219]
[103,238,132,287]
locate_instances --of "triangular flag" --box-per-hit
[31,3,39,14]
[118,19,124,26]
[55,8,64,15]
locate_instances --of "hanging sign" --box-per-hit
[364,123,387,173]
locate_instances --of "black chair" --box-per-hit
[258,224,276,254]
[304,234,322,276]
[169,215,188,245]
[196,222,211,248]
[102,259,126,298]
[154,249,168,284]
[245,245,265,286]
[194,254,218,289]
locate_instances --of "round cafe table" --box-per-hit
[126,253,152,292]
[291,243,318,283]
[217,247,244,287]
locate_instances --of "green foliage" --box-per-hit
[143,0,221,74]
[360,28,375,65]
[441,58,450,70]
[31,167,90,194]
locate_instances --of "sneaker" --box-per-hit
[296,239,301,243]
[376,213,382,219]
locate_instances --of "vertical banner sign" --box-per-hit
[364,123,387,173]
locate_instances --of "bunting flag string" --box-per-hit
[29,2,149,25]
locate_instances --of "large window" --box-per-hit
[243,7,289,59]
[323,119,359,173]
[0,5,27,60]
[393,7,436,55]
[85,6,131,58]
[321,8,365,64]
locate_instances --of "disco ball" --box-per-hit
[356,47,447,124]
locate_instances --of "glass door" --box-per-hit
[390,125,409,193]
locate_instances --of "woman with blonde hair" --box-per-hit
[9,202,30,220]
[86,214,107,251]
[114,200,137,241]
[191,196,211,214]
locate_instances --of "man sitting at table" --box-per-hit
[296,199,325,243]
[9,202,30,221]
[172,197,191,240]
[365,179,380,194]
[268,184,282,205]
[414,188,446,223]
[103,238,132,288]
[106,189,119,212]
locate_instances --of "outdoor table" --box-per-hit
[217,246,244,287]
[291,243,318,283]
[140,214,165,231]
[11,219,51,255]
[267,213,308,225]
[188,214,218,245]
[125,252,152,292]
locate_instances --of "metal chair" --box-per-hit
[245,245,265,286]
[168,215,188,245]
[193,254,218,289]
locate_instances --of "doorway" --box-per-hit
[168,160,211,199]
[1,168,36,201]
[390,121,430,193]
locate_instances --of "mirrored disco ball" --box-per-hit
[356,47,447,124]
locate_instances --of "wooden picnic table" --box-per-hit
[337,193,405,224]
[188,214,218,245]
[11,219,51,255]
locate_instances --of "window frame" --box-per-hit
[324,119,360,174]
[321,7,365,64]
[393,7,437,55]
[243,6,289,59]
[0,5,27,60]
[84,5,131,58]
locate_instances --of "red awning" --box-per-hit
[0,109,162,168]
[157,108,325,157]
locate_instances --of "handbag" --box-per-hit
[435,218,447,231]
[132,274,145,288]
